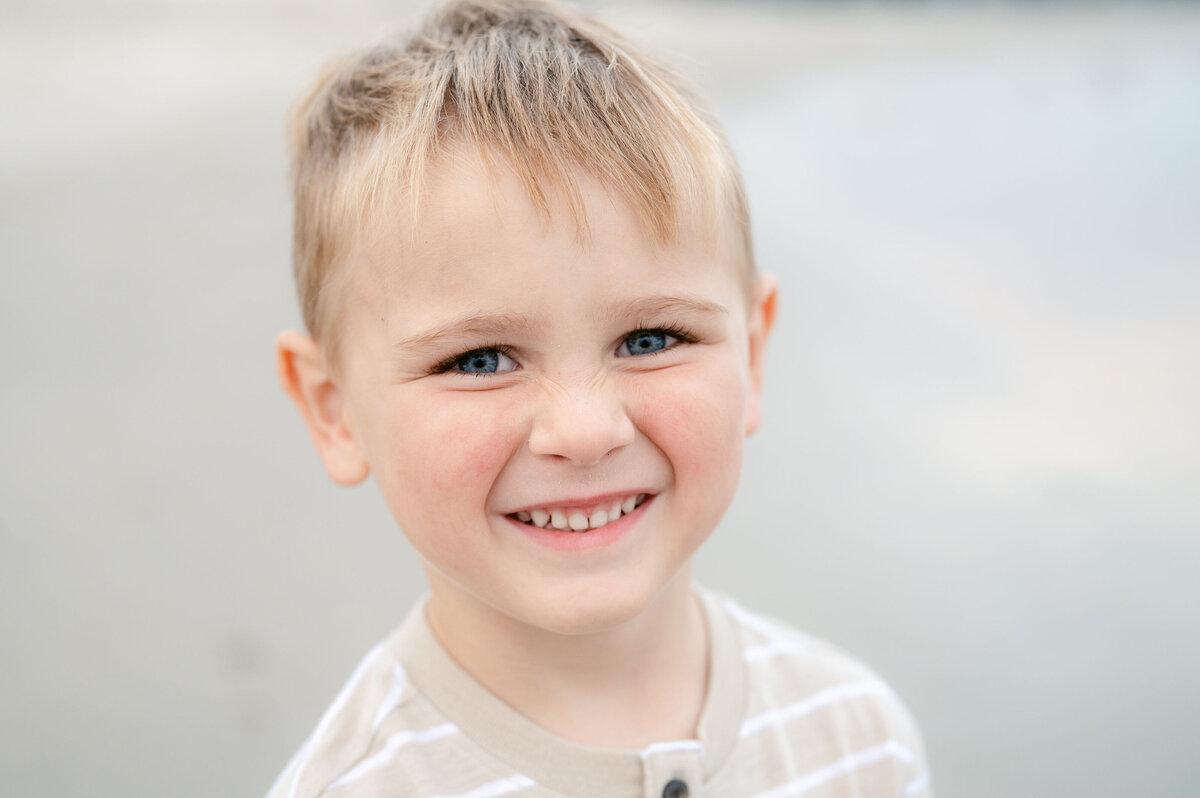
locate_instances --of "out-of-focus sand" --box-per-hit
[2,2,1198,796]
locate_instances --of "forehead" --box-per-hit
[346,146,747,319]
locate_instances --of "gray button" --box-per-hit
[662,779,689,798]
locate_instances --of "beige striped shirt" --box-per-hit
[266,587,932,798]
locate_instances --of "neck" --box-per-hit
[424,569,710,749]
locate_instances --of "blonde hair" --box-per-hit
[288,0,754,355]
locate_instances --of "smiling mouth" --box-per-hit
[508,494,648,532]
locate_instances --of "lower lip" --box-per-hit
[507,497,653,552]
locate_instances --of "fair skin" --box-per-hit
[278,145,777,748]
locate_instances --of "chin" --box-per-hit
[519,571,684,637]
[538,603,643,637]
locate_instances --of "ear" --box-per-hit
[275,330,370,485]
[744,274,779,436]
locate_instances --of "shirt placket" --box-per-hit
[640,742,706,798]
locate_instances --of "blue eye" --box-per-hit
[449,348,517,374]
[618,330,674,357]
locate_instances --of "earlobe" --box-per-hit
[275,331,370,485]
[744,274,779,436]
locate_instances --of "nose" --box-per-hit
[527,378,635,466]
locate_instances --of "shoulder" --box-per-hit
[707,590,934,796]
[264,632,427,798]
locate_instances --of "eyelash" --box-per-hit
[629,323,698,351]
[428,343,515,376]
[427,324,699,376]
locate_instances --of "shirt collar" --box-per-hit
[391,584,746,796]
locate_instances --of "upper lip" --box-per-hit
[504,490,654,515]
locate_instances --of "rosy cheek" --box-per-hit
[650,365,745,430]
[632,368,745,563]
[421,395,526,494]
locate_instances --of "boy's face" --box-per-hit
[281,148,775,637]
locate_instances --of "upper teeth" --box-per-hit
[513,494,647,532]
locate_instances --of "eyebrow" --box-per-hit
[391,312,538,361]
[605,294,729,319]
[390,295,727,360]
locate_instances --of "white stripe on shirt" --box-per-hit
[282,643,389,798]
[371,663,409,732]
[749,739,915,798]
[743,637,810,663]
[326,722,460,789]
[904,770,931,796]
[723,599,796,643]
[740,680,892,739]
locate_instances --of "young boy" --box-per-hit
[269,1,931,796]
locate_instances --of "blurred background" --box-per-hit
[2,0,1198,796]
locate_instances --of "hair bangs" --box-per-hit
[288,0,754,351]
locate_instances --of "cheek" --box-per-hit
[404,393,524,496]
[428,424,513,494]
[634,364,747,481]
